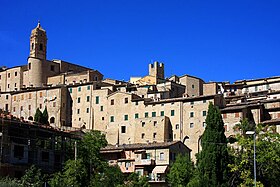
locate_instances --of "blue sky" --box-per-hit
[1,0,280,83]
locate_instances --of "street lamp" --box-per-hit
[246,130,256,187]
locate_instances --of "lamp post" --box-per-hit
[246,130,256,187]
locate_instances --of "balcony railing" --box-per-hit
[135,159,155,165]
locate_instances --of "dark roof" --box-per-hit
[101,141,187,152]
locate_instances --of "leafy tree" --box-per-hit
[229,122,280,187]
[0,177,21,187]
[21,165,44,187]
[49,159,87,187]
[196,102,230,186]
[119,172,150,187]
[42,107,49,124]
[78,130,108,173]
[167,154,194,187]
[34,108,43,123]
[90,165,124,187]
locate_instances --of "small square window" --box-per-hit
[154,121,157,126]
[190,112,194,117]
[110,116,114,122]
[175,124,179,129]
[102,117,105,121]
[53,102,56,107]
[125,97,128,104]
[142,122,145,127]
[160,111,164,116]
[69,88,72,93]
[190,123,194,128]
[78,87,81,92]
[190,101,194,105]
[111,99,114,105]
[203,111,207,116]
[135,101,138,105]
[145,112,148,118]
[171,110,175,116]
[87,85,90,90]
[152,112,156,117]
[192,84,195,89]
[100,106,103,111]
[203,100,206,103]
[135,113,139,119]
[50,65,55,71]
[124,115,128,121]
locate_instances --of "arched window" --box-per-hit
[50,117,55,124]
[39,43,43,51]
[28,116,33,121]
[31,43,34,50]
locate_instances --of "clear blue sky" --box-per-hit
[1,0,280,83]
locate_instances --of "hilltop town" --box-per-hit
[1,23,280,185]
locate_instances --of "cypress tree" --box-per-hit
[197,102,229,186]
[42,107,49,125]
[34,108,43,123]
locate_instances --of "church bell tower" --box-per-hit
[29,21,47,59]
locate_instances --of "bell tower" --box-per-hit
[29,21,47,59]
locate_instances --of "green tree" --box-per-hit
[0,177,21,187]
[167,154,194,187]
[78,130,108,172]
[34,108,43,123]
[196,102,230,186]
[42,107,49,124]
[21,165,44,187]
[121,172,150,187]
[49,159,87,187]
[229,122,280,187]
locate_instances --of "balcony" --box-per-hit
[135,159,155,166]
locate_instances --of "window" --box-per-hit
[223,113,227,118]
[100,106,103,111]
[14,83,17,88]
[77,97,81,103]
[13,96,16,101]
[28,105,31,110]
[190,101,194,105]
[154,121,157,126]
[141,133,145,139]
[203,100,206,103]
[39,104,42,109]
[175,124,179,129]
[21,95,24,100]
[8,73,10,78]
[124,115,128,121]
[14,145,24,159]
[15,72,17,76]
[78,86,81,92]
[153,133,157,139]
[145,112,148,118]
[160,111,164,116]
[96,96,99,104]
[171,110,175,116]
[0,75,1,80]
[111,99,114,105]
[159,153,164,160]
[87,96,90,102]
[86,108,89,113]
[53,102,56,107]
[39,92,43,98]
[190,123,194,128]
[121,126,126,133]
[40,43,43,51]
[142,122,145,127]
[42,151,49,162]
[102,117,104,121]
[50,65,55,71]
[255,86,258,91]
[135,113,139,119]
[152,112,156,117]
[20,106,23,111]
[13,107,15,112]
[77,109,80,114]
[69,88,72,93]
[235,112,240,118]
[7,84,9,88]
[87,85,90,90]
[29,93,32,99]
[135,101,138,105]
[6,95,8,99]
[110,116,114,122]
[203,111,207,116]
[28,63,31,69]
[192,84,195,89]
[190,112,194,117]
[125,97,128,104]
